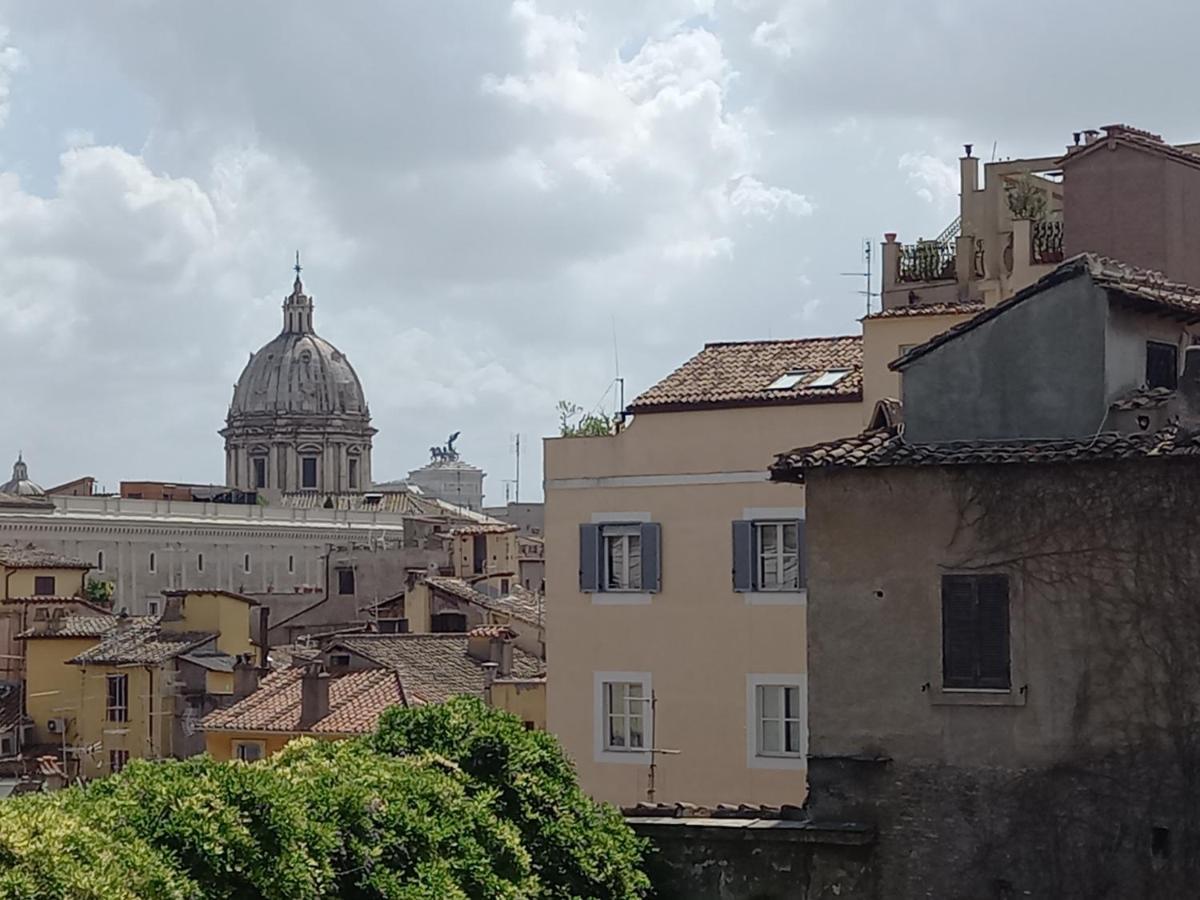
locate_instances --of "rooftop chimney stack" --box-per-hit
[1175,346,1200,437]
[300,663,331,728]
[233,653,261,701]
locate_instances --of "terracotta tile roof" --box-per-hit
[1059,125,1200,172]
[267,643,321,669]
[0,493,54,510]
[331,634,542,702]
[770,422,1200,483]
[894,255,1200,370]
[467,624,520,640]
[1111,386,1174,411]
[18,614,125,639]
[424,577,543,626]
[201,667,405,735]
[0,683,21,735]
[180,651,237,672]
[449,524,518,536]
[0,545,90,570]
[627,336,863,413]
[162,589,258,606]
[68,622,216,665]
[278,491,503,525]
[863,301,983,319]
[1,597,110,615]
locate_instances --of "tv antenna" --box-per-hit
[840,238,881,316]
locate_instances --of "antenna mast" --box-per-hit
[514,434,521,503]
[840,238,881,316]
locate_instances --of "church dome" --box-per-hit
[227,273,368,419]
[0,454,45,496]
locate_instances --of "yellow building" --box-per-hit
[20,588,256,778]
[448,523,521,593]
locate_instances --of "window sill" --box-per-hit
[596,747,652,765]
[589,591,652,606]
[748,752,807,771]
[930,687,1026,707]
[742,589,807,606]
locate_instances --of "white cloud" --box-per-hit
[0,29,21,127]
[898,151,959,208]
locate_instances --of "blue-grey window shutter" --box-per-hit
[579,524,601,592]
[796,518,807,589]
[639,522,662,593]
[732,520,756,592]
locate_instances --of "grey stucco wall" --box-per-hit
[1103,300,1195,402]
[901,277,1109,443]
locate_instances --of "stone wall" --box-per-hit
[628,816,875,900]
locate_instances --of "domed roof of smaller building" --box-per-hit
[227,273,369,420]
[0,454,45,497]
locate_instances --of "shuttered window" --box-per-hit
[942,574,1010,689]
[579,523,661,593]
[733,519,806,592]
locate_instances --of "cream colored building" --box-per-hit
[546,337,868,807]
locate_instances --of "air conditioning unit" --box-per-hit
[46,718,66,735]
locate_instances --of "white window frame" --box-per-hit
[109,748,130,773]
[602,525,642,592]
[746,674,807,770]
[755,520,800,592]
[741,508,806,606]
[594,671,652,764]
[147,598,162,617]
[233,740,265,762]
[589,512,651,606]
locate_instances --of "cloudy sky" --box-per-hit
[0,1,1190,500]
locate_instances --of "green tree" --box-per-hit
[82,579,114,607]
[557,401,614,437]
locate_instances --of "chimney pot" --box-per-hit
[233,653,260,701]
[963,143,973,158]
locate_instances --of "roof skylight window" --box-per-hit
[766,371,806,390]
[809,369,851,388]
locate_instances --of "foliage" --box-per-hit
[82,578,114,607]
[1004,174,1048,221]
[557,401,614,437]
[0,699,648,900]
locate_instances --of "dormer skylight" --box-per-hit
[767,371,807,390]
[809,369,851,388]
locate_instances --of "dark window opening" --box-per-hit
[348,457,359,490]
[106,674,129,723]
[33,576,55,596]
[473,535,487,574]
[1152,826,1171,859]
[329,653,352,668]
[431,611,468,633]
[337,568,356,595]
[301,456,318,490]
[1147,341,1179,390]
[942,574,1011,690]
[252,457,267,489]
[110,749,130,773]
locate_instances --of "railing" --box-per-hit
[1031,219,1064,264]
[897,242,956,283]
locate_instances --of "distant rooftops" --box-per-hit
[628,335,863,413]
[0,544,90,570]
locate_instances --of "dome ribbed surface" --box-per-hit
[229,332,367,417]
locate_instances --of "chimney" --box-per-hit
[160,592,184,622]
[1083,129,1101,146]
[300,663,331,729]
[493,636,513,678]
[481,661,499,706]
[233,653,260,701]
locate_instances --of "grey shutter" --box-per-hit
[795,518,807,590]
[579,524,601,592]
[732,520,756,592]
[975,575,1011,689]
[639,522,662,593]
[941,575,977,688]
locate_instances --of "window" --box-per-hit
[243,553,251,574]
[755,684,803,756]
[288,555,295,574]
[106,674,129,723]
[431,611,468,633]
[252,457,267,490]
[603,681,649,751]
[109,749,130,773]
[942,574,1011,690]
[1147,341,1179,390]
[337,568,356,595]
[0,734,14,757]
[732,517,805,594]
[603,525,641,591]
[579,522,661,595]
[96,550,105,571]
[148,552,156,574]
[33,576,56,596]
[767,371,806,390]
[147,598,161,617]
[197,552,204,573]
[348,457,359,490]
[301,456,318,489]
[329,652,352,669]
[809,369,851,388]
[756,522,800,591]
[234,741,264,762]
